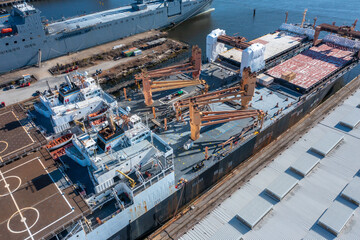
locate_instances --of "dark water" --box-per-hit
[14,0,360,81]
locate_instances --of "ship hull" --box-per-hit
[0,0,213,73]
[106,72,347,240]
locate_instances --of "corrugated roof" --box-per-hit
[265,173,299,200]
[310,131,344,156]
[181,87,360,240]
[318,201,355,236]
[339,110,360,129]
[235,196,273,229]
[341,176,360,206]
[290,153,320,177]
[209,223,242,240]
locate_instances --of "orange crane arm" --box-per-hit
[313,23,360,47]
[136,45,203,106]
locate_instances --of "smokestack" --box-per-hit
[65,75,72,89]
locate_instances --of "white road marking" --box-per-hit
[0,170,35,240]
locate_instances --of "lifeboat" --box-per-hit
[1,28,12,34]
[88,108,108,120]
[91,117,106,126]
[46,133,73,151]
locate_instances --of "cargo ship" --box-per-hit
[1,19,359,240]
[0,0,213,73]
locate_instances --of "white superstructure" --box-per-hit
[34,72,117,133]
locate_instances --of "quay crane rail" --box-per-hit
[135,45,206,106]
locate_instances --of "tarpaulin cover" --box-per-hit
[206,29,226,62]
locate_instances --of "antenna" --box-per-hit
[300,9,308,28]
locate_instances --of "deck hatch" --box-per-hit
[235,196,273,229]
[290,153,320,177]
[310,131,344,156]
[265,173,299,201]
[318,201,354,236]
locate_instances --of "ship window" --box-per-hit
[22,39,25,42]
[14,41,17,44]
[30,37,33,40]
[5,43,9,46]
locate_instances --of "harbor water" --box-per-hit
[10,0,360,81]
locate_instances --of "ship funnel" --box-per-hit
[65,75,72,89]
[46,80,51,92]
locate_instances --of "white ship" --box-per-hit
[34,71,117,133]
[64,109,175,240]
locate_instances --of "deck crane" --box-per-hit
[173,67,264,141]
[313,22,360,58]
[216,34,251,50]
[116,170,136,188]
[189,101,264,141]
[174,67,257,120]
[135,45,206,106]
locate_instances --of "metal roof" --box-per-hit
[317,201,355,236]
[180,87,360,240]
[290,153,321,177]
[339,110,360,129]
[235,196,273,229]
[341,176,360,206]
[209,223,242,240]
[265,173,299,201]
[309,131,344,157]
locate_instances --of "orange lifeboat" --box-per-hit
[1,28,12,34]
[46,133,73,151]
[88,108,108,120]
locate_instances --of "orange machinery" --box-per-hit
[175,67,257,120]
[313,21,360,58]
[135,45,206,106]
[174,67,264,141]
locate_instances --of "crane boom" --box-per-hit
[135,45,205,106]
[116,170,136,188]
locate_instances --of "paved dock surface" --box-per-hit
[0,104,46,165]
[0,30,162,105]
[0,149,89,240]
[147,75,360,240]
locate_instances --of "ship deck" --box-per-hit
[266,42,355,92]
[117,64,302,181]
[219,31,307,67]
[0,150,89,240]
[0,104,46,165]
[47,1,163,34]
